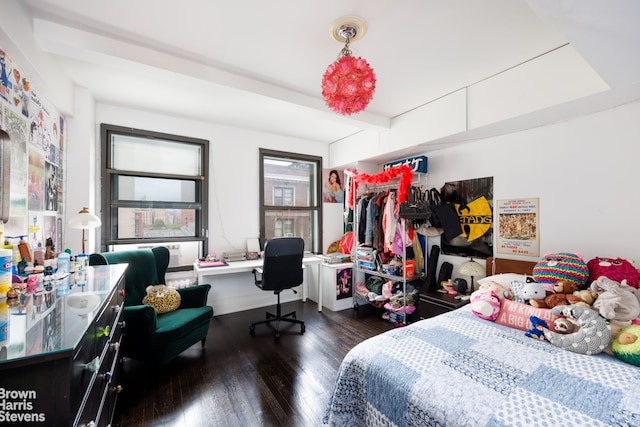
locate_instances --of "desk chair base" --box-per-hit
[249,292,305,339]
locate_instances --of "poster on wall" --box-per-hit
[323,168,345,203]
[336,267,352,300]
[441,176,494,259]
[496,198,540,257]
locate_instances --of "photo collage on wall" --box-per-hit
[0,47,66,257]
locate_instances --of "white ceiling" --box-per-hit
[19,0,640,146]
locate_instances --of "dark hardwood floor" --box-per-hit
[112,300,394,427]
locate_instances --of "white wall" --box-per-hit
[91,104,328,315]
[94,103,329,255]
[417,99,640,278]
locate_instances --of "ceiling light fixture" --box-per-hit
[321,16,376,116]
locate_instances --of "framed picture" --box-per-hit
[441,176,494,258]
[496,198,540,257]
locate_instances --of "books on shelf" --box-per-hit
[322,253,352,265]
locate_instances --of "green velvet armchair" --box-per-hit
[89,247,213,365]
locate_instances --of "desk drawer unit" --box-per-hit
[75,275,125,427]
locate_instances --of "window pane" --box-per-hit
[109,241,202,269]
[116,176,196,202]
[117,208,196,239]
[111,135,201,175]
[263,157,315,207]
[265,210,314,251]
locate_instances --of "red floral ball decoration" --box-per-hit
[321,55,376,115]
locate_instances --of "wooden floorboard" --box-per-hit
[111,300,394,427]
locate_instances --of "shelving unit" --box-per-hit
[348,166,427,325]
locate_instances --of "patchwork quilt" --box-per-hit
[323,306,640,426]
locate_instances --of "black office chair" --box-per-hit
[250,237,306,338]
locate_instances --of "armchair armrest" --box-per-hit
[123,305,158,336]
[177,284,211,308]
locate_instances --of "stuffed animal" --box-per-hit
[525,316,548,339]
[529,281,581,309]
[611,324,640,366]
[532,252,589,291]
[142,284,181,314]
[587,257,639,288]
[532,305,611,355]
[470,290,501,321]
[553,317,577,334]
[475,281,512,300]
[590,276,640,325]
[571,289,598,308]
[520,281,546,302]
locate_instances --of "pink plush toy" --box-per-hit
[470,290,501,321]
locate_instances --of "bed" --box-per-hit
[323,257,640,426]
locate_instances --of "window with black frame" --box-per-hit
[101,124,208,271]
[259,149,322,254]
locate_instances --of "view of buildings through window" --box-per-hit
[260,149,322,254]
[101,124,208,270]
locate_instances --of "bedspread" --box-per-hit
[323,306,640,426]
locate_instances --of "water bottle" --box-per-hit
[57,252,71,274]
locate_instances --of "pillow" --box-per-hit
[477,273,532,290]
[495,298,560,332]
[142,285,181,314]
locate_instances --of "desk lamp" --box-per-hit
[68,208,101,254]
[458,258,485,295]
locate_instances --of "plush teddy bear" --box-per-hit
[571,289,598,308]
[590,276,640,325]
[529,281,581,309]
[142,284,181,314]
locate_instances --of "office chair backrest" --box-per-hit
[261,237,305,291]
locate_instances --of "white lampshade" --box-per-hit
[68,207,101,230]
[458,259,485,277]
[68,207,101,254]
[458,258,485,295]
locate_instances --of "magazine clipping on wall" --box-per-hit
[323,168,345,204]
[0,46,65,256]
[441,176,494,259]
[336,267,352,300]
[496,198,540,257]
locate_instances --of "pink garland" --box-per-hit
[347,164,414,209]
[321,56,376,115]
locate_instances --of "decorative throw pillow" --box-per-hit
[142,285,181,314]
[495,298,560,332]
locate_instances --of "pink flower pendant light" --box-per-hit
[322,18,376,115]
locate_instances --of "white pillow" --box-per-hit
[477,273,532,290]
